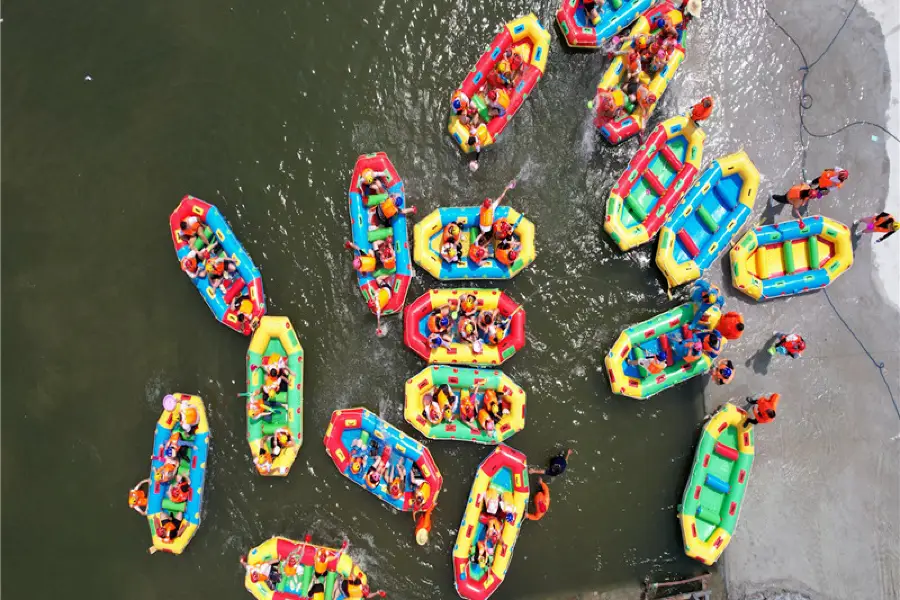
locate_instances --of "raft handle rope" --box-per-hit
[767,4,900,422]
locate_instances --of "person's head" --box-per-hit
[646,93,658,105]
[268,367,279,378]
[391,194,403,209]
[719,365,733,379]
[362,169,376,185]
[510,53,523,68]
[179,220,189,232]
[463,320,476,337]
[488,89,498,101]
[656,353,666,362]
[837,169,849,181]
[350,456,363,474]
[438,316,450,329]
[276,431,290,446]
[182,256,197,272]
[701,96,713,108]
[635,34,649,49]
[507,250,519,262]
[796,338,807,352]
[766,409,776,418]
[446,222,460,237]
[496,62,508,75]
[893,221,900,232]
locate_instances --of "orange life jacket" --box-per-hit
[182,217,201,236]
[379,196,399,220]
[483,389,499,416]
[468,243,488,264]
[716,311,744,340]
[754,393,780,423]
[427,314,447,333]
[442,223,461,243]
[872,213,896,232]
[787,184,812,201]
[169,481,190,504]
[817,170,845,189]
[645,359,665,374]
[128,489,147,509]
[314,550,329,575]
[370,285,391,311]
[479,200,496,230]
[357,254,377,273]
[460,392,476,420]
[494,244,515,266]
[636,86,653,109]
[379,248,396,271]
[477,409,493,430]
[690,97,714,122]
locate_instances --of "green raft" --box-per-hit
[246,315,304,476]
[679,403,755,565]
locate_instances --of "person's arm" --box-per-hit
[876,228,896,243]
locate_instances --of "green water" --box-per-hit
[2,1,710,598]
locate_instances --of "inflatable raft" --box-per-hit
[146,393,209,555]
[453,445,529,600]
[243,536,367,600]
[413,206,535,280]
[605,302,724,399]
[604,114,705,250]
[404,366,526,444]
[679,403,754,565]
[593,2,686,145]
[729,216,853,300]
[170,195,265,335]
[657,151,760,289]
[448,15,550,154]
[323,408,442,512]
[403,289,526,366]
[246,316,304,477]
[347,153,413,316]
[556,0,660,49]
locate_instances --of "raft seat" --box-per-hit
[713,441,739,461]
[162,497,187,513]
[695,504,722,526]
[695,205,719,235]
[807,236,820,269]
[367,227,393,243]
[704,473,730,495]
[782,241,797,275]
[365,193,388,208]
[712,185,738,212]
[624,193,649,224]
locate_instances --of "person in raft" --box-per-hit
[771,182,823,225]
[373,194,415,227]
[743,393,780,427]
[180,241,218,279]
[240,554,282,591]
[486,88,510,119]
[339,577,386,599]
[345,239,395,274]
[495,237,521,266]
[529,449,574,478]
[451,89,479,126]
[156,510,186,545]
[409,468,432,512]
[367,274,393,327]
[168,473,192,504]
[855,212,899,243]
[582,0,601,25]
[178,214,211,247]
[716,311,745,340]
[689,96,714,124]
[205,254,238,289]
[360,168,390,195]
[526,478,550,521]
[711,358,734,385]
[439,221,464,263]
[386,462,406,500]
[230,292,257,331]
[627,353,667,374]
[690,280,724,329]
[768,333,806,358]
[127,479,150,515]
[269,428,293,458]
[486,60,513,91]
[810,167,848,195]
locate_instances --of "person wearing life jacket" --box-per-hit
[441,238,463,264]
[459,386,478,429]
[247,391,274,421]
[485,323,505,347]
[712,358,734,385]
[476,408,496,436]
[434,384,457,422]
[360,168,389,195]
[646,47,669,74]
[716,311,745,340]
[743,393,780,426]
[458,317,479,346]
[492,217,514,241]
[591,87,626,120]
[427,305,452,335]
[771,183,823,224]
[476,308,496,333]
[345,241,378,274]
[423,393,444,425]
[441,221,463,246]
[812,167,848,192]
[205,255,237,289]
[180,250,209,280]
[635,85,657,123]
[526,478,550,521]
[479,182,516,238]
[409,471,432,512]
[451,89,473,122]
[484,516,503,546]
[482,389,502,421]
[483,486,501,516]
[254,445,274,475]
[497,491,517,523]
[681,339,704,364]
[689,96,714,123]
[486,60,511,90]
[494,238,521,266]
[465,122,490,173]
[768,333,806,358]
[230,293,256,330]
[627,353,666,375]
[364,450,390,489]
[467,236,489,265]
[508,51,525,82]
[168,474,192,504]
[367,275,393,332]
[240,554,281,590]
[311,547,330,580]
[341,578,386,599]
[178,215,210,246]
[856,212,899,243]
[486,88,510,118]
[271,428,293,457]
[700,330,723,359]
[374,194,416,226]
[387,462,406,499]
[128,479,150,515]
[616,48,642,81]
[456,293,479,317]
[156,511,184,543]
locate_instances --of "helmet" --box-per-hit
[508,250,519,261]
[392,195,404,208]
[796,338,807,351]
[647,93,658,105]
[719,365,733,379]
[362,169,375,185]
[352,256,362,270]
[447,222,460,237]
[182,257,197,272]
[488,89,498,101]
[497,61,509,74]
[892,221,900,231]
[838,169,849,180]
[463,321,476,335]
[350,457,362,474]
[702,96,713,108]
[439,316,450,329]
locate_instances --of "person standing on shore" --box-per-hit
[768,333,806,358]
[743,393,780,427]
[855,213,898,243]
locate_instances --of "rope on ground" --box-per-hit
[767,4,900,421]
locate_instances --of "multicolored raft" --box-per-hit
[593,2,686,144]
[170,195,265,334]
[246,315,304,477]
[323,408,442,513]
[656,151,760,289]
[404,366,526,444]
[413,205,535,280]
[604,114,705,250]
[146,393,209,555]
[243,536,369,600]
[448,15,550,153]
[556,0,660,49]
[605,300,724,399]
[347,152,413,316]
[403,289,526,366]
[453,445,529,600]
[729,215,853,300]
[679,403,754,565]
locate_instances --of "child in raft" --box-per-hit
[345,239,395,274]
[372,194,415,227]
[386,462,406,500]
[495,238,521,267]
[364,444,392,489]
[439,221,464,263]
[627,353,667,374]
[360,169,390,195]
[855,212,898,243]
[206,254,239,289]
[592,87,626,120]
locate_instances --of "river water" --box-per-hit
[2,1,738,598]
